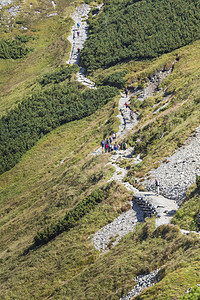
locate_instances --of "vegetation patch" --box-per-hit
[172,184,200,231]
[0,35,34,59]
[34,184,113,246]
[0,83,118,174]
[181,286,200,299]
[0,0,75,117]
[100,70,128,89]
[80,0,200,72]
[49,222,200,299]
[38,64,79,86]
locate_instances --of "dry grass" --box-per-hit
[1,3,200,298]
[0,87,126,298]
[47,222,200,299]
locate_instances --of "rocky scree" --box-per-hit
[144,126,200,205]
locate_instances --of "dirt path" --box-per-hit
[66,4,99,88]
[65,4,200,298]
[91,91,138,155]
[65,6,193,243]
[92,90,178,250]
[65,4,179,248]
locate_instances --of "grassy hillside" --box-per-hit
[0,0,76,117]
[1,0,200,299]
[172,182,200,231]
[0,79,118,174]
[0,93,124,298]
[107,40,200,186]
[39,221,200,299]
[1,40,200,298]
[87,39,200,186]
[80,0,200,72]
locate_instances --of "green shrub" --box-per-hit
[38,65,79,86]
[34,186,110,246]
[80,0,200,72]
[181,286,200,299]
[102,71,128,89]
[140,97,155,109]
[15,34,35,43]
[0,35,33,59]
[0,84,119,174]
[153,224,180,241]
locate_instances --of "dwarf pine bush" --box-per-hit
[34,187,109,246]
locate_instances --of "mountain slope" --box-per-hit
[80,0,200,72]
[1,0,200,299]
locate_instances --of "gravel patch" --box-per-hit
[92,203,144,252]
[120,269,160,299]
[1,0,14,6]
[144,126,200,204]
[7,5,20,16]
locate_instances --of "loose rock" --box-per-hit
[120,269,161,300]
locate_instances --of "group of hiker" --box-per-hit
[70,16,198,232]
[72,22,82,54]
[101,134,127,153]
[124,96,135,123]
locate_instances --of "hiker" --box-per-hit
[147,212,152,218]
[122,141,127,150]
[105,143,108,153]
[108,144,113,152]
[106,137,109,144]
[77,31,80,37]
[112,133,117,140]
[109,136,112,144]
[101,139,105,152]
[155,178,159,196]
[77,22,80,28]
[77,48,80,53]
[197,213,200,231]
[114,143,119,151]
[124,102,129,109]
[130,110,134,120]
[125,87,128,97]
[73,32,75,39]
[123,117,126,128]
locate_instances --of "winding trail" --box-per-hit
[66,4,97,88]
[66,2,179,250]
[91,92,138,155]
[92,92,178,250]
[66,4,199,298]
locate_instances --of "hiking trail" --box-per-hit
[65,4,200,298]
[65,2,195,249]
[66,3,102,89]
[92,89,178,251]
